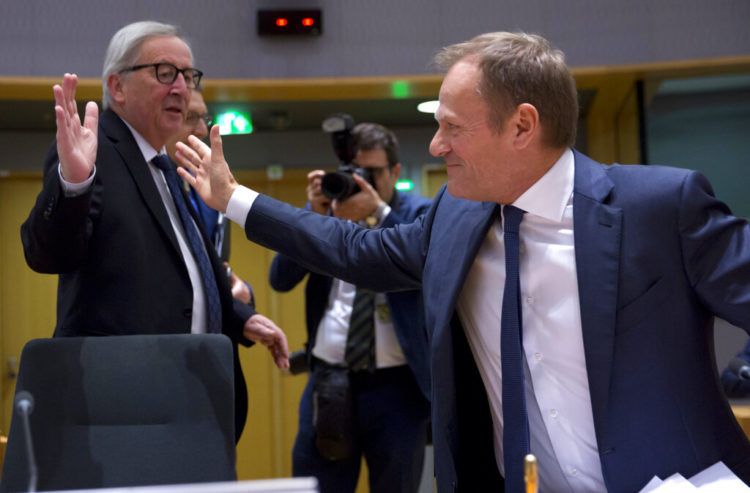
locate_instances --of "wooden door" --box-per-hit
[0,175,57,439]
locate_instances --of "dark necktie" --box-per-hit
[189,187,221,252]
[500,204,529,492]
[152,154,222,334]
[345,288,376,371]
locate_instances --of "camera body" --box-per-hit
[320,114,375,200]
[320,164,374,201]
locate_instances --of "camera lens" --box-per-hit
[321,171,359,200]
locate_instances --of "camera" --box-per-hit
[320,114,375,200]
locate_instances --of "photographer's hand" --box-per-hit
[332,173,384,222]
[306,170,331,215]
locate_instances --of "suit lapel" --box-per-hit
[572,150,622,443]
[430,192,500,336]
[424,190,500,480]
[100,110,183,257]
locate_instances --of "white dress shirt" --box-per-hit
[59,122,209,334]
[457,148,605,492]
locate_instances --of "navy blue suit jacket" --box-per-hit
[268,191,432,399]
[21,109,255,441]
[241,150,750,492]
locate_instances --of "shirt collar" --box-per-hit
[121,119,167,163]
[513,148,574,223]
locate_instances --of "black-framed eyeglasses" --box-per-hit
[120,63,203,89]
[186,112,213,127]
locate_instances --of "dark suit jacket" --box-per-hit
[268,191,432,399]
[21,109,254,441]
[240,150,750,492]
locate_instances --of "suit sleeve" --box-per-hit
[267,202,314,292]
[20,143,100,274]
[232,298,257,348]
[679,170,750,330]
[265,198,431,293]
[245,194,429,293]
[380,196,432,229]
[269,253,310,292]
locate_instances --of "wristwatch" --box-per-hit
[365,201,388,228]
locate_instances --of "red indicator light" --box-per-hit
[258,9,322,36]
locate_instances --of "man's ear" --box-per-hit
[513,103,540,149]
[390,163,402,182]
[107,73,126,105]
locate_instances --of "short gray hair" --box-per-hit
[101,21,192,109]
[433,32,578,148]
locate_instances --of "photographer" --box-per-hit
[269,123,431,493]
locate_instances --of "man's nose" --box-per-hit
[429,130,448,157]
[171,72,189,93]
[195,120,209,140]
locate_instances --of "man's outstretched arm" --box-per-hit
[175,126,426,293]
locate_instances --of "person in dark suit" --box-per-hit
[269,123,431,493]
[167,89,255,306]
[178,31,750,492]
[20,20,288,443]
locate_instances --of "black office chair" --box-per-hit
[1,334,237,492]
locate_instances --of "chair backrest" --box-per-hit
[1,334,237,492]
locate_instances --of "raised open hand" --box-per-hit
[54,73,99,183]
[175,125,237,213]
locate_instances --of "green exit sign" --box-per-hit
[395,180,414,191]
[216,110,253,135]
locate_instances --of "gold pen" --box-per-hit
[525,454,538,493]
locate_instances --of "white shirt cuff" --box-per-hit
[59,163,96,197]
[225,185,258,227]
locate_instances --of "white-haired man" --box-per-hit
[21,21,288,446]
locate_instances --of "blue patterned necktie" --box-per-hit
[152,154,222,334]
[500,204,529,492]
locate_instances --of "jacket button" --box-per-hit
[183,308,192,318]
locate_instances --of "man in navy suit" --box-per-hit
[177,32,750,492]
[22,21,288,443]
[269,123,431,493]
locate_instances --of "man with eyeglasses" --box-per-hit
[269,123,432,493]
[21,20,289,443]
